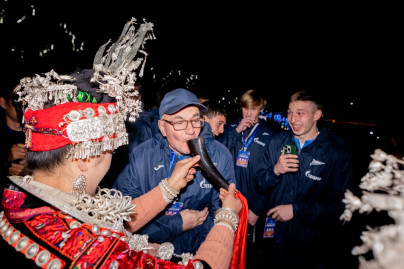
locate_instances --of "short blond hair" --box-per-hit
[240,89,267,109]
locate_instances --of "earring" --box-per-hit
[72,172,87,196]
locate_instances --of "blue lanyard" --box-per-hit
[168,150,189,177]
[242,123,260,151]
[277,222,285,243]
[168,151,176,178]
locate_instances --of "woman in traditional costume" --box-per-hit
[0,18,243,269]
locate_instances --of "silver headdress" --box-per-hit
[92,17,155,121]
[14,18,155,159]
[341,149,404,269]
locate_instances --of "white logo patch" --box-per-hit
[310,159,325,166]
[200,179,213,188]
[305,170,322,181]
[154,165,164,171]
[262,132,270,136]
[253,137,265,147]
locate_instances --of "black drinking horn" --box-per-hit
[187,137,230,190]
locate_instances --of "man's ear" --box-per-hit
[314,110,323,121]
[158,120,166,137]
[0,97,6,110]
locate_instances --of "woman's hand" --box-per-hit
[167,155,200,191]
[219,183,242,214]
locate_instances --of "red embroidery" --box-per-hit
[2,188,202,268]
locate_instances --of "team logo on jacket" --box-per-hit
[310,159,325,166]
[154,164,165,171]
[200,178,213,188]
[305,170,322,181]
[253,137,265,147]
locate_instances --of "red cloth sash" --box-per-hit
[230,191,248,269]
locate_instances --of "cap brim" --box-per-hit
[161,103,207,117]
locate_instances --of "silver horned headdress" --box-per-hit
[341,149,404,269]
[92,17,155,121]
[14,18,155,159]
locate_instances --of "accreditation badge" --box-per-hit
[236,150,250,168]
[165,202,184,215]
[263,217,276,238]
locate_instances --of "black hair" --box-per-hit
[26,145,72,172]
[69,69,116,104]
[200,100,227,119]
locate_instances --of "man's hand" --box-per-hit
[235,117,255,133]
[180,207,209,231]
[267,204,293,222]
[273,150,299,175]
[248,210,259,226]
[8,159,28,176]
[8,143,27,162]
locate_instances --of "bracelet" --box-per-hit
[214,221,235,234]
[156,242,174,261]
[214,207,239,231]
[158,178,180,203]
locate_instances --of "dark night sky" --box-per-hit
[1,1,400,127]
[1,3,401,265]
[1,0,402,185]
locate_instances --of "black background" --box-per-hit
[0,2,402,268]
[1,0,400,179]
[1,1,399,123]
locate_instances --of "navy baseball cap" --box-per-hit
[159,88,207,118]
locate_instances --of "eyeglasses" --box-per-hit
[161,118,205,131]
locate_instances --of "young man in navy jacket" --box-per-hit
[254,90,353,268]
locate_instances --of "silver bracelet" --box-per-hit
[156,242,175,261]
[158,178,179,203]
[214,207,239,231]
[214,221,235,234]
